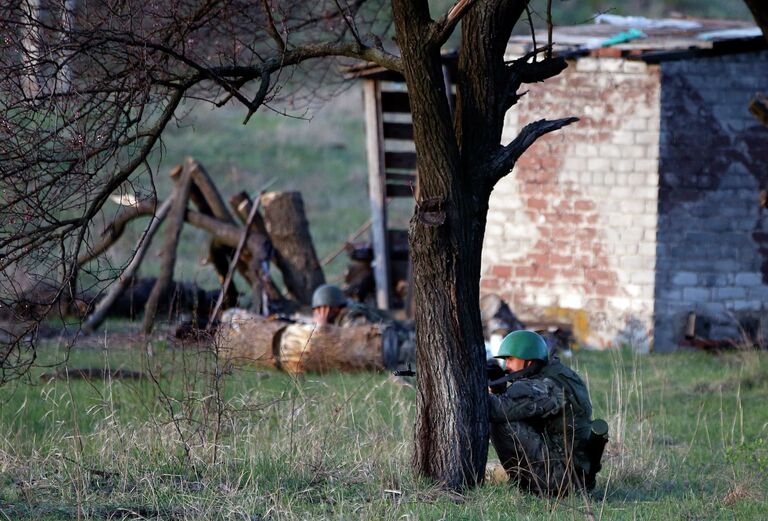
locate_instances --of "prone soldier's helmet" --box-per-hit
[311,284,347,309]
[495,330,548,362]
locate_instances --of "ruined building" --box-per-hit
[482,17,768,351]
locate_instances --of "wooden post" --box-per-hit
[363,79,391,310]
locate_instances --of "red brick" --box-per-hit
[536,267,558,280]
[527,198,547,210]
[515,266,535,277]
[550,254,572,266]
[586,269,613,283]
[574,200,593,211]
[491,265,512,278]
[481,278,499,290]
[594,284,616,296]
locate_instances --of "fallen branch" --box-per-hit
[82,196,174,333]
[142,163,193,334]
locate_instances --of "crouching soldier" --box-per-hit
[487,330,607,496]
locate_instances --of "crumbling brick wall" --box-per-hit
[481,57,661,350]
[654,51,768,351]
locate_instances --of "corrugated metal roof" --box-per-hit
[508,15,764,59]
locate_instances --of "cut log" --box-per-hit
[142,163,193,334]
[261,192,325,305]
[216,310,288,366]
[278,322,395,373]
[216,311,398,373]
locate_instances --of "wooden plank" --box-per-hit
[383,122,413,140]
[363,79,391,310]
[385,151,417,170]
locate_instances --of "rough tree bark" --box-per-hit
[390,0,575,488]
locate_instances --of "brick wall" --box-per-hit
[481,57,661,350]
[654,51,768,351]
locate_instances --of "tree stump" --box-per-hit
[261,192,325,305]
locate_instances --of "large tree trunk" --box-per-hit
[391,0,490,489]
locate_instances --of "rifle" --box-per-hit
[394,360,535,395]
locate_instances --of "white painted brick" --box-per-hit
[574,143,598,157]
[634,186,659,200]
[486,223,504,237]
[620,200,645,214]
[598,59,622,73]
[634,132,658,146]
[592,172,604,185]
[624,146,646,159]
[599,144,622,158]
[609,186,633,198]
[638,242,656,256]
[608,297,631,311]
[588,158,610,171]
[624,118,648,131]
[627,174,647,186]
[576,58,599,72]
[635,159,659,173]
[631,271,655,284]
[615,159,635,172]
[612,131,635,145]
[621,60,648,74]
[603,172,616,186]
[565,157,587,171]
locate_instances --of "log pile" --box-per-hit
[70,157,326,333]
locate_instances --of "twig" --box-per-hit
[206,186,270,331]
[320,219,372,266]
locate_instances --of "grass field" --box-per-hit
[1,335,766,520]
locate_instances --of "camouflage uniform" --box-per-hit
[331,302,415,368]
[488,358,594,496]
[332,301,390,327]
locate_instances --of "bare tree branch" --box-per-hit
[485,116,579,183]
[432,0,479,48]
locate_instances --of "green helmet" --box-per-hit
[495,330,548,361]
[311,284,346,308]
